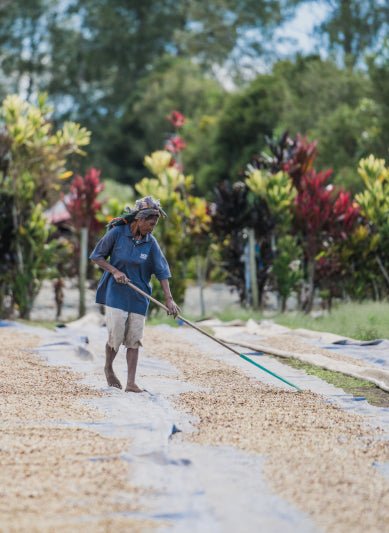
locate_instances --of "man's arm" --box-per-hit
[159,279,180,318]
[92,257,128,284]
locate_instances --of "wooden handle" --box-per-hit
[124,279,242,356]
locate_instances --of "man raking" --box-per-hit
[90,196,179,392]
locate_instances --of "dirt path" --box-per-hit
[0,330,153,532]
[144,328,389,533]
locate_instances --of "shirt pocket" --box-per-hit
[132,244,152,265]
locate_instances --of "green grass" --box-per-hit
[148,314,180,327]
[201,301,389,341]
[183,301,389,406]
[213,308,263,323]
[273,301,389,341]
[272,355,389,407]
[149,300,389,340]
[16,319,58,330]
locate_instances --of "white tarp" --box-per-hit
[198,318,389,392]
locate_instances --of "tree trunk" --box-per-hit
[79,227,89,317]
[304,257,316,314]
[195,254,206,317]
[375,255,389,288]
[248,228,258,309]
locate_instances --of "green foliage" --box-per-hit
[12,204,59,317]
[135,150,211,309]
[1,2,387,202]
[316,0,388,67]
[271,236,303,310]
[0,94,90,318]
[312,99,383,192]
[246,169,295,229]
[211,75,287,184]
[336,223,380,300]
[355,155,389,229]
[103,58,225,186]
[196,56,385,194]
[354,155,389,293]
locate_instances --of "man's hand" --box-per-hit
[165,296,180,318]
[113,269,129,284]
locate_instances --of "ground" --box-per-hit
[0,330,153,532]
[1,326,389,532]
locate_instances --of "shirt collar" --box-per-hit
[125,224,150,243]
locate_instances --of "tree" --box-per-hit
[0,0,51,99]
[197,56,374,195]
[103,58,225,185]
[316,0,389,67]
[367,46,389,159]
[311,100,383,193]
[0,1,302,188]
[294,170,359,312]
[211,180,273,305]
[245,133,307,310]
[66,168,105,316]
[174,0,300,71]
[210,75,287,185]
[0,94,90,318]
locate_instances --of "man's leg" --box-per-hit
[105,343,122,389]
[105,306,127,389]
[125,348,142,392]
[124,313,145,393]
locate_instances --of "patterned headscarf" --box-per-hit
[107,196,167,229]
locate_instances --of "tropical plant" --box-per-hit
[65,168,105,316]
[246,168,296,229]
[136,150,211,309]
[211,180,273,305]
[66,168,105,234]
[355,155,389,289]
[0,93,90,318]
[294,170,359,312]
[272,235,303,312]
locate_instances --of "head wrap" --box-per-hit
[107,196,167,230]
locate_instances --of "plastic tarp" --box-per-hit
[199,319,389,392]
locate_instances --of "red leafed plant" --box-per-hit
[282,134,318,190]
[167,110,186,128]
[165,135,187,154]
[66,168,105,233]
[294,169,359,311]
[332,191,360,239]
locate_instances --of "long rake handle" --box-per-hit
[124,279,301,391]
[125,280,240,352]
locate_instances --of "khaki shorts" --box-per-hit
[105,306,145,351]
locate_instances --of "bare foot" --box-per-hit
[125,383,143,393]
[104,367,122,389]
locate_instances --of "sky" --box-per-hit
[214,1,330,89]
[275,1,330,56]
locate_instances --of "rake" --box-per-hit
[124,279,301,391]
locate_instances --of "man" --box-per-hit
[90,196,179,392]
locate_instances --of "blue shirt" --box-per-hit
[90,224,171,315]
